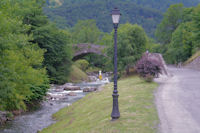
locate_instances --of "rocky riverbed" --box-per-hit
[0,79,109,133]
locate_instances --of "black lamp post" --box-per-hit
[111,7,121,120]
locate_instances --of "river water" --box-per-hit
[0,81,107,133]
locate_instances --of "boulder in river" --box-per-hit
[88,76,97,82]
[46,93,68,101]
[61,83,73,89]
[64,86,81,91]
[83,87,97,92]
[67,92,77,96]
[54,89,63,92]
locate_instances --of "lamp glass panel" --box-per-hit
[112,14,120,24]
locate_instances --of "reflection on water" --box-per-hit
[0,81,107,133]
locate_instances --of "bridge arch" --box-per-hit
[72,43,107,61]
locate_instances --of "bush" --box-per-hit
[136,55,162,80]
[75,59,89,71]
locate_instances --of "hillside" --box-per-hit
[44,0,199,37]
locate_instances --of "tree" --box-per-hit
[0,0,49,111]
[155,4,184,44]
[33,25,72,84]
[99,33,113,46]
[44,0,199,38]
[13,0,73,84]
[146,38,163,53]
[71,20,102,44]
[108,23,147,74]
[165,22,193,64]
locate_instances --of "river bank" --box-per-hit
[0,66,109,126]
[41,76,159,133]
[0,77,108,133]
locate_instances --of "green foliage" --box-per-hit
[117,23,147,73]
[192,4,200,52]
[155,4,200,64]
[74,59,89,71]
[26,77,49,103]
[104,23,147,73]
[68,65,88,83]
[71,20,102,44]
[0,0,49,111]
[44,0,198,38]
[155,4,185,44]
[165,23,193,64]
[12,0,73,84]
[99,33,113,46]
[81,54,109,72]
[33,25,72,84]
[44,0,163,37]
[146,39,162,53]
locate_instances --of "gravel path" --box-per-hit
[155,67,200,133]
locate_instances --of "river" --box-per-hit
[0,80,108,133]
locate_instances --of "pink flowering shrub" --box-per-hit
[136,55,162,81]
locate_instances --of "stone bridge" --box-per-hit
[72,43,107,61]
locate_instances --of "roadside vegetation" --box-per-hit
[1,0,200,127]
[154,4,200,64]
[41,76,158,133]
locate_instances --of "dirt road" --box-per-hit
[155,67,200,133]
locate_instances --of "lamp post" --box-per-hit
[111,7,121,120]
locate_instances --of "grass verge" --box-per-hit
[41,76,158,133]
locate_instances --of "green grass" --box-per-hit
[68,65,88,83]
[184,50,200,65]
[41,76,158,133]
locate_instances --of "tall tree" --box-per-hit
[155,4,184,44]
[165,22,193,64]
[108,23,147,74]
[33,25,72,84]
[0,0,48,111]
[13,0,73,84]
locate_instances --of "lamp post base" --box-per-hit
[111,93,120,120]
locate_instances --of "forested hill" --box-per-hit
[43,0,199,37]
